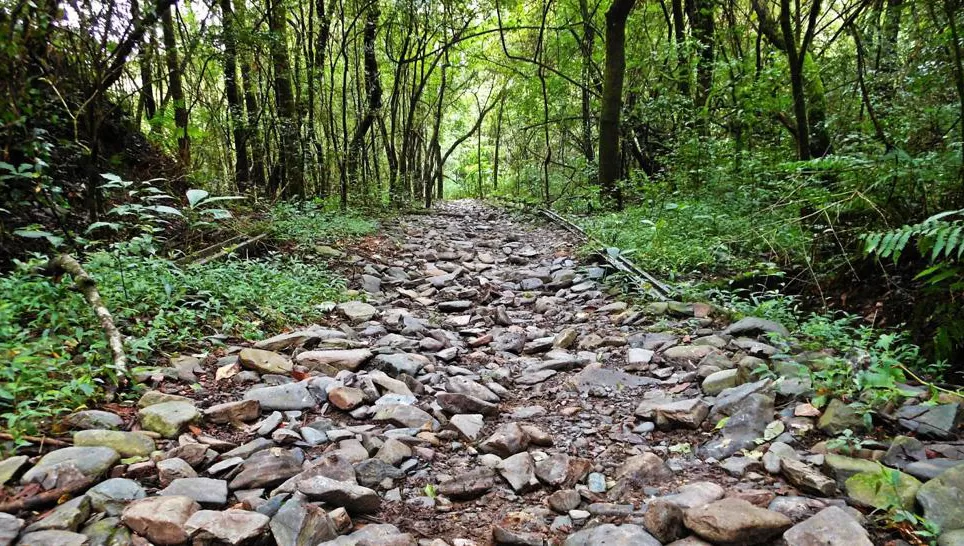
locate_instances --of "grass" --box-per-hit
[266,200,377,248]
[575,186,809,282]
[0,198,378,439]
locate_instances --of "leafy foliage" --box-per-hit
[267,201,377,248]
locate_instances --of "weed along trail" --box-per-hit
[3,200,964,546]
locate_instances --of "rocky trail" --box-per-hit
[2,200,963,546]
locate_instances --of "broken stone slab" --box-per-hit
[916,464,964,533]
[121,495,200,546]
[160,477,229,506]
[563,523,661,546]
[782,506,873,546]
[254,327,346,352]
[204,399,261,424]
[21,446,120,485]
[655,398,709,430]
[780,459,837,497]
[437,467,501,500]
[73,429,155,458]
[244,383,317,411]
[683,498,792,545]
[296,349,373,374]
[898,403,961,439]
[239,347,293,375]
[337,301,378,323]
[184,508,270,545]
[270,495,338,546]
[138,401,200,438]
[296,475,381,514]
[373,404,436,429]
[436,392,498,415]
[723,317,791,338]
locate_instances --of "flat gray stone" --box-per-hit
[160,478,229,506]
[564,523,661,546]
[244,383,316,411]
[21,447,120,485]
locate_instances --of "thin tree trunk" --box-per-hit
[131,0,156,125]
[579,0,597,166]
[269,0,304,197]
[687,0,715,108]
[161,4,189,168]
[345,0,382,209]
[672,0,690,96]
[946,0,964,184]
[598,0,636,208]
[493,94,505,191]
[220,0,250,192]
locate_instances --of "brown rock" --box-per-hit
[121,495,200,545]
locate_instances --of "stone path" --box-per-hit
[1,200,963,546]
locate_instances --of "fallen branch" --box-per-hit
[176,234,247,265]
[45,254,127,376]
[0,476,93,514]
[0,434,72,449]
[192,233,267,266]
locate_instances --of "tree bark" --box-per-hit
[598,0,636,209]
[672,0,690,96]
[161,4,189,168]
[345,0,382,209]
[268,0,304,197]
[687,0,715,108]
[131,0,157,125]
[220,0,250,192]
[579,0,597,165]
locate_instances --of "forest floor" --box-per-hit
[1,200,963,546]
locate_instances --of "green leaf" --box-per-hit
[186,189,209,207]
[14,229,53,239]
[146,205,183,217]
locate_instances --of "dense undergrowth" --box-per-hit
[0,190,375,438]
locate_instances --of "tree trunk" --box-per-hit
[220,0,250,192]
[579,0,597,166]
[672,0,690,96]
[161,4,189,168]
[687,0,715,108]
[946,0,964,184]
[345,0,382,209]
[131,0,156,125]
[493,94,504,191]
[268,0,304,197]
[598,0,636,209]
[781,0,811,161]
